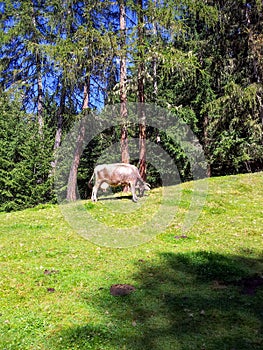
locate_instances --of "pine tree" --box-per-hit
[137,0,147,180]
[0,91,53,211]
[119,0,130,164]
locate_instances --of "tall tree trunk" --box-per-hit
[36,51,44,134]
[66,76,90,201]
[203,114,211,177]
[153,0,158,102]
[54,84,66,152]
[31,0,44,134]
[119,0,129,164]
[51,82,66,172]
[256,92,263,151]
[83,75,90,110]
[137,0,146,181]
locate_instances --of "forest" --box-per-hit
[0,0,263,211]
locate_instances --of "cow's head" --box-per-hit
[136,180,151,197]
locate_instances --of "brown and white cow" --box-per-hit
[88,163,150,202]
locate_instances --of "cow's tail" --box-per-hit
[88,172,94,189]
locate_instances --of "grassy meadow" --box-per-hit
[0,172,263,350]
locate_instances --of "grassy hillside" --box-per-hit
[0,172,262,350]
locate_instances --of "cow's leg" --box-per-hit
[130,182,138,202]
[91,184,99,202]
[92,180,105,201]
[135,179,143,197]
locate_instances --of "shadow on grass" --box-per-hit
[50,251,263,350]
[98,194,133,201]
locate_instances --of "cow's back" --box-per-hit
[95,163,138,184]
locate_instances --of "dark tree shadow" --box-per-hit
[126,251,263,350]
[50,251,263,350]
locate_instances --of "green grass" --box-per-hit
[0,172,263,350]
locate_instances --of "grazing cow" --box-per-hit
[88,163,150,202]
